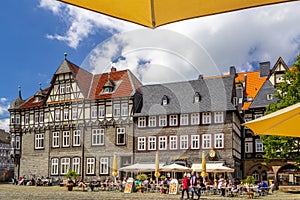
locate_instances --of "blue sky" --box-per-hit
[1,0,300,131]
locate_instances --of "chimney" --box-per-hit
[229,66,236,78]
[198,74,203,80]
[111,66,117,72]
[259,61,270,77]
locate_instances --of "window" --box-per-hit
[35,133,44,149]
[61,157,70,174]
[159,115,167,127]
[180,114,189,126]
[113,104,120,117]
[180,135,188,149]
[169,115,178,126]
[92,129,105,146]
[138,117,146,127]
[15,136,21,149]
[64,109,69,120]
[245,142,253,153]
[25,114,29,125]
[10,115,15,124]
[72,107,78,120]
[267,94,273,100]
[51,158,59,175]
[52,132,59,148]
[99,105,105,117]
[191,113,199,125]
[60,85,65,94]
[137,137,146,151]
[73,130,81,146]
[35,113,39,124]
[191,135,200,149]
[252,171,259,181]
[233,97,238,106]
[91,106,97,118]
[66,84,71,93]
[194,92,201,103]
[170,136,177,150]
[162,95,169,105]
[158,136,167,150]
[256,139,263,152]
[202,134,211,149]
[100,157,108,174]
[214,133,224,149]
[15,114,20,124]
[202,112,211,124]
[86,158,95,174]
[148,116,156,127]
[214,112,223,123]
[39,113,44,123]
[72,157,80,175]
[254,114,263,119]
[121,103,128,116]
[116,128,126,145]
[63,131,70,147]
[55,109,61,121]
[148,136,156,150]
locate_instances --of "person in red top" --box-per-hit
[181,173,190,200]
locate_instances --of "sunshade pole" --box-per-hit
[150,0,156,28]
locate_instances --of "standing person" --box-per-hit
[190,171,200,200]
[181,173,190,200]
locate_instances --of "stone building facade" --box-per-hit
[0,129,14,181]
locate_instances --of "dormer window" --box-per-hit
[102,73,115,93]
[162,95,169,105]
[194,92,201,103]
[267,94,273,100]
[34,96,41,103]
[104,87,113,93]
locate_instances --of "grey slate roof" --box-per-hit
[134,76,236,116]
[249,80,277,109]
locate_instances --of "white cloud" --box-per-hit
[0,118,9,132]
[0,98,10,132]
[40,1,300,80]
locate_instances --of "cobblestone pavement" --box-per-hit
[0,184,300,200]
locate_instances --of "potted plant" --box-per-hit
[136,174,148,181]
[135,185,145,193]
[241,176,255,185]
[246,191,254,199]
[64,170,79,191]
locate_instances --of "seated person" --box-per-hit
[77,178,86,191]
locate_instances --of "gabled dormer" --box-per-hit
[268,57,289,87]
[102,73,115,93]
[161,95,169,106]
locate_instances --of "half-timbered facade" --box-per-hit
[9,58,142,179]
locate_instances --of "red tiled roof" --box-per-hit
[20,87,51,109]
[235,71,267,110]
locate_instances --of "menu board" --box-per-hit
[124,178,134,193]
[169,179,179,195]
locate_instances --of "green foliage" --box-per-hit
[64,170,79,179]
[241,176,255,185]
[136,173,148,181]
[262,53,300,164]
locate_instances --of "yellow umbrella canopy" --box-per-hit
[243,102,300,137]
[112,153,118,177]
[57,0,296,28]
[200,151,207,178]
[154,152,160,178]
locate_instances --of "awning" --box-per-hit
[57,0,296,28]
[191,163,234,173]
[119,162,165,172]
[243,102,300,137]
[160,163,191,172]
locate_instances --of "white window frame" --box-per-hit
[35,133,44,149]
[91,106,97,118]
[214,112,223,124]
[25,114,29,125]
[113,104,120,117]
[100,157,108,174]
[92,129,105,146]
[63,131,70,147]
[137,137,146,151]
[61,157,70,175]
[202,112,211,124]
[72,107,78,120]
[99,105,105,118]
[116,128,126,145]
[39,113,44,123]
[64,109,69,120]
[191,113,200,125]
[169,115,178,126]
[51,158,59,175]
[138,117,146,127]
[169,136,177,150]
[73,130,81,146]
[15,136,21,149]
[180,114,189,126]
[245,142,253,153]
[255,139,263,152]
[214,133,224,149]
[72,157,80,175]
[60,85,65,94]
[202,134,212,149]
[148,136,156,150]
[159,115,167,127]
[86,157,95,175]
[55,109,61,121]
[148,116,156,127]
[121,103,128,116]
[52,132,59,148]
[15,114,20,124]
[35,113,39,124]
[158,136,167,150]
[180,135,188,149]
[191,135,200,149]
[66,84,71,93]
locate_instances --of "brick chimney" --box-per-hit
[259,61,270,77]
